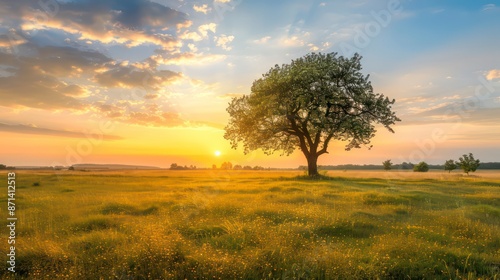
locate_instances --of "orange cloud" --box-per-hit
[94,64,182,90]
[486,69,500,81]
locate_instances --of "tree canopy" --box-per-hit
[444,159,457,173]
[457,153,480,175]
[413,162,429,172]
[224,52,400,176]
[382,160,393,171]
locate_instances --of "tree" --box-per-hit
[170,163,179,170]
[220,162,233,170]
[382,160,392,171]
[413,162,429,172]
[400,162,414,170]
[456,153,480,175]
[224,52,400,177]
[444,159,457,173]
[233,165,243,170]
[0,164,6,170]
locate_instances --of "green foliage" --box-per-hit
[413,161,429,172]
[382,159,392,170]
[444,159,457,173]
[224,52,400,176]
[457,153,480,175]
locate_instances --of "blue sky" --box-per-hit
[0,0,499,167]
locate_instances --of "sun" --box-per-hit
[214,150,221,157]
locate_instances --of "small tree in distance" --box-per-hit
[233,165,242,170]
[400,162,414,170]
[444,159,457,173]
[456,153,480,175]
[382,160,392,171]
[413,162,429,172]
[220,162,233,170]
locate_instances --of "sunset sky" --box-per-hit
[1,0,499,168]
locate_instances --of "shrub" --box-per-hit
[413,162,429,172]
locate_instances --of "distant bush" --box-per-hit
[32,182,41,187]
[413,162,429,172]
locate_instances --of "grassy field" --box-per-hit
[1,170,499,279]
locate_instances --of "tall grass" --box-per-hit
[1,170,499,279]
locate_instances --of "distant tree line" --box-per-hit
[169,162,269,171]
[214,162,267,170]
[304,158,495,172]
[170,163,197,170]
[0,164,15,170]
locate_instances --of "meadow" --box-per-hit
[1,169,499,279]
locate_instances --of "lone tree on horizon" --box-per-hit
[444,159,457,173]
[457,153,480,175]
[224,52,400,176]
[382,160,393,171]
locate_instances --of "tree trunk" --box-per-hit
[307,153,319,177]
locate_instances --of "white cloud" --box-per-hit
[13,0,188,50]
[178,23,217,42]
[150,52,226,66]
[283,36,304,47]
[179,31,203,41]
[215,0,231,3]
[442,95,461,100]
[486,69,500,80]
[193,4,210,14]
[187,43,198,52]
[253,36,271,44]
[308,43,319,51]
[198,23,217,37]
[482,4,496,11]
[215,34,235,51]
